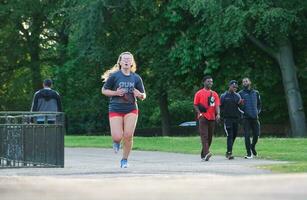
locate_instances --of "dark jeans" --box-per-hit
[243,118,260,156]
[223,119,239,153]
[37,121,55,124]
[199,117,215,158]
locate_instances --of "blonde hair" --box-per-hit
[101,52,137,81]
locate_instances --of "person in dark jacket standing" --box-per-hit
[31,79,62,124]
[220,80,241,160]
[239,77,261,159]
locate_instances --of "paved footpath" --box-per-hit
[0,148,306,200]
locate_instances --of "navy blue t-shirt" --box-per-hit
[103,70,145,113]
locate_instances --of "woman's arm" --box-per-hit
[102,87,125,97]
[134,75,146,100]
[133,88,146,100]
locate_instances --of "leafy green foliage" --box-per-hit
[1,0,307,134]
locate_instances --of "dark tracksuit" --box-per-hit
[239,89,261,156]
[220,91,241,154]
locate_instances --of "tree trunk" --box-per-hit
[28,14,43,91]
[248,36,307,137]
[159,91,171,136]
[29,50,42,91]
[57,25,69,95]
[276,39,307,137]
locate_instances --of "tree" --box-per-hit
[1,0,306,136]
[130,0,199,135]
[0,0,63,91]
[187,0,307,137]
[0,0,66,111]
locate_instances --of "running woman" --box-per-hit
[101,52,146,168]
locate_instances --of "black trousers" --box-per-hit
[37,121,55,124]
[243,118,260,156]
[223,119,238,153]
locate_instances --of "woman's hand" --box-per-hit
[133,89,145,100]
[115,88,126,96]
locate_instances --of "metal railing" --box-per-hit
[0,112,65,168]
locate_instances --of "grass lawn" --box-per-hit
[65,136,307,173]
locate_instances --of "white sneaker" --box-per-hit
[244,155,253,159]
[201,152,212,161]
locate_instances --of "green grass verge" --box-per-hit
[65,136,307,173]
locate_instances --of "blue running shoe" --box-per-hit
[113,142,120,154]
[120,159,128,168]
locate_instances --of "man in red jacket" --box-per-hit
[194,75,220,161]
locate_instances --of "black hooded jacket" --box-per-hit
[31,88,62,112]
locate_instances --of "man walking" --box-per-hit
[239,78,261,159]
[31,79,62,124]
[194,75,220,161]
[220,80,241,160]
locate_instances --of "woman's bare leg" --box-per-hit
[109,116,124,143]
[122,113,138,159]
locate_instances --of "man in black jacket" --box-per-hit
[31,79,62,124]
[220,80,241,160]
[239,78,261,159]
